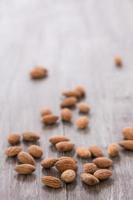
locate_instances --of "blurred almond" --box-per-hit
[28,145,43,158]
[41,108,52,117]
[55,141,74,152]
[42,114,59,125]
[7,133,20,145]
[30,66,48,79]
[119,140,133,150]
[89,145,104,157]
[78,102,90,113]
[114,56,122,67]
[5,146,22,157]
[41,158,58,168]
[15,164,35,175]
[61,108,72,122]
[81,173,99,186]
[61,169,76,183]
[76,147,91,158]
[55,157,77,172]
[93,157,113,168]
[74,85,86,97]
[108,143,119,157]
[83,163,97,174]
[18,151,35,165]
[76,116,89,129]
[94,169,112,180]
[60,97,77,108]
[42,176,62,189]
[49,135,70,145]
[122,127,133,140]
[23,132,40,142]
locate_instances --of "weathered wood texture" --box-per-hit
[0,0,133,199]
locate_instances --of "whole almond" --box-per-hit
[93,157,113,168]
[5,146,22,157]
[30,66,48,79]
[81,173,99,186]
[62,90,80,98]
[60,97,77,108]
[61,169,76,183]
[78,102,90,113]
[18,151,35,165]
[41,158,58,168]
[74,85,86,97]
[119,140,133,150]
[55,157,77,172]
[7,133,20,145]
[23,132,40,142]
[28,145,43,158]
[55,141,74,152]
[61,108,72,122]
[114,56,122,67]
[94,169,112,180]
[76,116,89,129]
[83,163,97,174]
[42,114,59,125]
[58,156,77,163]
[108,143,119,157]
[42,176,62,189]
[89,145,104,157]
[15,164,35,175]
[49,135,70,145]
[41,108,52,117]
[76,147,91,158]
[122,127,133,140]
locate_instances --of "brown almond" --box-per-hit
[83,163,97,174]
[81,173,99,186]
[61,108,72,122]
[30,66,48,79]
[17,151,35,165]
[58,156,77,163]
[41,158,58,168]
[78,102,90,113]
[76,116,89,129]
[28,145,43,158]
[61,169,76,183]
[7,133,21,145]
[89,145,104,157]
[42,114,59,125]
[41,108,52,117]
[122,127,133,140]
[5,146,22,157]
[93,157,113,168]
[55,157,77,172]
[74,85,86,97]
[42,176,62,189]
[76,147,91,158]
[60,97,77,108]
[49,135,70,145]
[108,143,119,157]
[119,140,133,150]
[94,169,112,180]
[114,56,122,67]
[62,90,80,98]
[23,132,40,142]
[55,141,74,152]
[15,164,35,175]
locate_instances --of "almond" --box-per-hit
[7,133,21,145]
[76,147,91,158]
[17,151,35,165]
[74,85,86,97]
[76,116,89,129]
[41,158,58,168]
[55,157,77,172]
[83,163,97,174]
[49,135,70,145]
[60,97,77,108]
[108,143,119,157]
[114,56,122,67]
[61,169,76,183]
[42,114,59,125]
[58,156,77,163]
[119,140,133,150]
[62,90,80,98]
[5,146,22,157]
[77,102,90,113]
[42,176,62,189]
[23,132,40,142]
[89,145,104,157]
[41,108,52,117]
[61,108,72,122]
[122,127,133,140]
[15,164,35,174]
[28,145,43,158]
[30,66,48,79]
[55,141,74,152]
[94,169,112,180]
[80,173,99,186]
[93,157,113,168]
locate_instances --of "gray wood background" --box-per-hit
[0,0,133,199]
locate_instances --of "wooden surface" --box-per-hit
[0,0,133,199]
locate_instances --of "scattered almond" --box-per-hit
[62,90,80,99]
[5,146,22,157]
[23,132,40,142]
[93,157,113,168]
[49,135,70,145]
[7,133,21,145]
[60,97,77,108]
[61,169,76,183]
[81,173,99,186]
[94,169,112,180]
[42,114,59,125]
[75,85,86,97]
[42,176,62,189]
[41,108,52,117]
[114,56,122,67]
[55,141,74,152]
[30,66,48,79]
[119,140,133,150]
[122,127,133,140]
[61,108,72,122]
[83,163,97,174]
[55,157,77,172]
[17,151,35,165]
[15,164,35,175]
[108,143,119,157]
[58,156,77,163]
[89,145,104,157]
[76,147,91,158]
[41,158,58,168]
[76,116,89,129]
[78,102,90,113]
[28,145,43,158]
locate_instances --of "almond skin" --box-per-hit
[93,157,113,168]
[30,66,48,79]
[23,132,40,142]
[41,158,58,168]
[55,157,77,172]
[83,163,97,174]
[28,145,43,158]
[89,145,104,157]
[42,176,62,189]
[114,56,122,67]
[49,135,70,145]
[119,140,133,150]
[108,143,119,157]
[17,151,35,165]
[61,169,76,183]
[81,173,99,186]
[5,146,22,157]
[61,108,72,122]
[122,127,133,140]
[60,97,77,108]
[7,133,21,145]
[78,102,90,113]
[41,108,52,117]
[15,164,35,174]
[76,147,91,158]
[42,114,59,125]
[55,141,74,152]
[94,169,112,180]
[76,116,89,129]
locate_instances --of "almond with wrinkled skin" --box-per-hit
[119,140,133,150]
[61,108,72,122]
[30,66,48,79]
[114,56,122,67]
[41,158,58,168]
[93,157,113,168]
[89,145,104,157]
[83,163,97,174]
[94,169,112,180]
[42,114,59,125]
[77,102,90,113]
[7,133,21,145]
[18,151,35,165]
[74,85,86,97]
[23,132,40,142]
[49,135,70,145]
[122,127,133,140]
[55,157,77,172]
[42,176,62,189]
[28,145,43,158]
[55,141,74,152]
[41,108,52,117]
[61,170,76,183]
[81,173,99,186]
[60,97,77,108]
[108,143,119,157]
[58,156,77,163]
[76,116,89,129]
[76,147,91,158]
[5,146,22,157]
[15,164,35,174]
